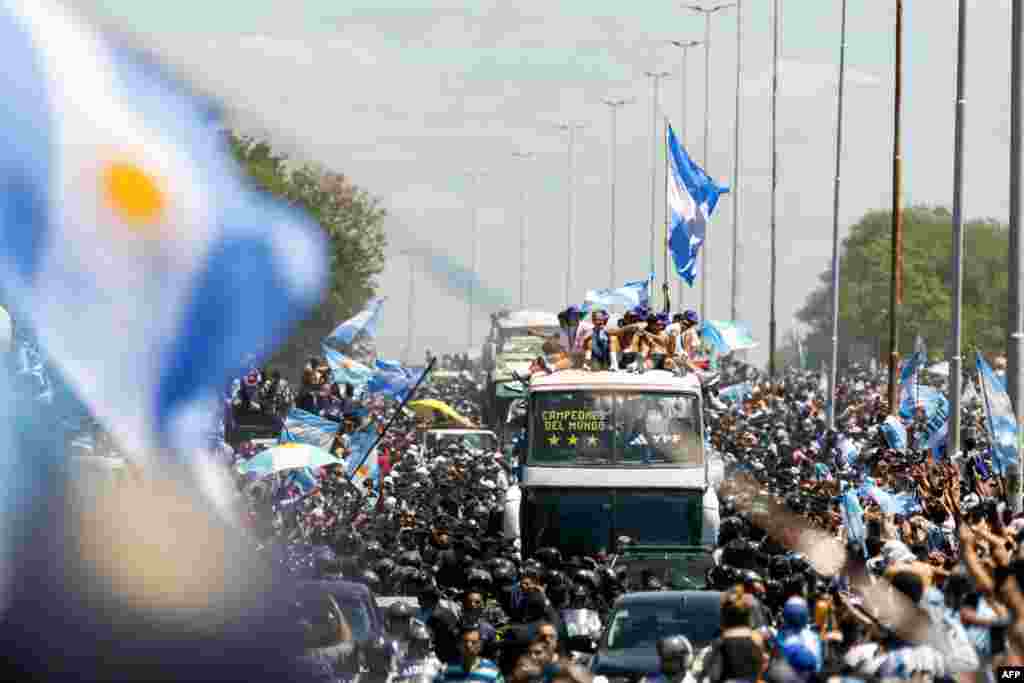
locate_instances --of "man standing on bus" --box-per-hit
[582,310,615,371]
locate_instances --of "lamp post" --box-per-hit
[602,97,634,289]
[554,123,588,306]
[512,151,534,308]
[1009,0,1024,511]
[402,249,415,365]
[947,0,967,461]
[464,170,487,350]
[683,2,736,321]
[668,39,703,309]
[827,0,849,430]
[644,71,672,284]
[887,0,905,415]
[768,0,780,378]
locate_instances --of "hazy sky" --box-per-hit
[82,0,1016,366]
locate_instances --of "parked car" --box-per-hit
[590,591,766,683]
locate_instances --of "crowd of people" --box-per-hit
[37,302,1020,683]
[524,304,708,378]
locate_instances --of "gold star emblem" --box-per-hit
[568,435,578,446]
[587,436,599,447]
[548,435,560,446]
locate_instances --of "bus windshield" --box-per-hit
[530,391,702,467]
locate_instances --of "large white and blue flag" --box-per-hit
[978,352,1019,474]
[584,278,650,309]
[367,359,423,400]
[321,344,373,390]
[666,122,728,286]
[346,422,380,491]
[326,297,385,346]
[700,320,757,354]
[0,0,327,463]
[280,408,340,451]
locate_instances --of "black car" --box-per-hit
[590,591,763,683]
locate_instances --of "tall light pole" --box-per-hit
[769,0,780,378]
[731,0,743,323]
[887,0,905,415]
[402,249,416,365]
[1010,0,1024,511]
[512,151,534,308]
[684,2,736,321]
[465,170,487,351]
[644,71,673,286]
[947,0,967,464]
[668,39,703,309]
[827,0,849,430]
[602,97,634,288]
[554,123,588,306]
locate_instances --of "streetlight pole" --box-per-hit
[1010,0,1024,511]
[948,0,967,462]
[887,0,905,415]
[769,0,780,378]
[512,152,534,308]
[827,0,848,430]
[731,0,743,323]
[465,170,487,351]
[402,250,415,365]
[668,39,703,309]
[554,123,588,307]
[645,71,672,285]
[684,2,736,322]
[602,98,634,288]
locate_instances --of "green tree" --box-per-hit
[229,134,387,379]
[797,206,1008,370]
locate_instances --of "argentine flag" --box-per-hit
[978,352,1019,474]
[666,122,728,286]
[321,344,373,390]
[584,278,650,309]
[281,408,340,451]
[0,0,326,463]
[326,297,385,346]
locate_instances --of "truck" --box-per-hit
[482,310,560,440]
[517,369,719,590]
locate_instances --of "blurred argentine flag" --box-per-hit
[0,0,326,463]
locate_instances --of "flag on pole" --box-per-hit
[666,122,728,286]
[326,297,385,346]
[367,359,423,400]
[321,344,373,389]
[977,352,1019,474]
[346,423,380,491]
[280,408,340,451]
[699,320,757,354]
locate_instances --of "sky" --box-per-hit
[81,0,1017,367]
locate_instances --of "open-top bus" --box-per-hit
[519,369,719,589]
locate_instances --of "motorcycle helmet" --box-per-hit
[657,635,694,671]
[534,547,562,570]
[573,569,600,592]
[407,620,434,659]
[386,601,415,639]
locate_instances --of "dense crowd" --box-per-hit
[31,301,1018,683]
